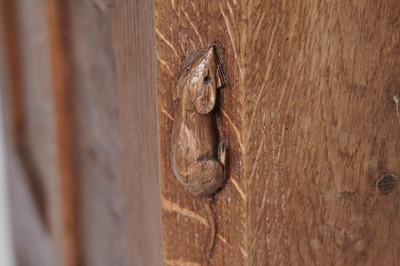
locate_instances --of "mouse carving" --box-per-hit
[171,45,228,196]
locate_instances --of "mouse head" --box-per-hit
[173,45,226,114]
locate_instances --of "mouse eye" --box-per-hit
[203,73,211,84]
[183,68,190,76]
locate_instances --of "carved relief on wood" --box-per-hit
[171,45,228,196]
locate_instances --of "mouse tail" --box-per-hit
[205,197,217,265]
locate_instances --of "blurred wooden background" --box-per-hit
[0,0,163,265]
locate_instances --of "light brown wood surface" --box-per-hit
[156,1,400,265]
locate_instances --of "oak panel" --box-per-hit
[156,1,400,265]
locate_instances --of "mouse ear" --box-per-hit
[216,68,224,89]
[214,48,227,89]
[195,86,216,114]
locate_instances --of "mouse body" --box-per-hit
[171,45,227,196]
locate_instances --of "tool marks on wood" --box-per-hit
[157,0,400,265]
[157,1,245,265]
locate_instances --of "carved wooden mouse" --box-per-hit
[171,45,227,196]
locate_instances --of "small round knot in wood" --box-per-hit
[376,173,398,194]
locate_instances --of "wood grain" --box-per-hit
[67,0,125,264]
[156,1,400,265]
[110,0,164,265]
